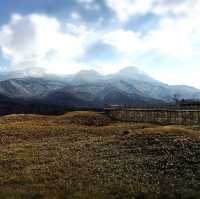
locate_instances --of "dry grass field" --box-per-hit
[0,111,200,199]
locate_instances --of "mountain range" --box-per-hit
[0,66,199,115]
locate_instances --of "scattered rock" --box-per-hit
[122,130,131,136]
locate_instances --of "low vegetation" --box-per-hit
[0,111,200,198]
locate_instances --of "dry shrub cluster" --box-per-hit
[62,111,112,126]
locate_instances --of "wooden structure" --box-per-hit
[176,99,200,109]
[105,107,200,125]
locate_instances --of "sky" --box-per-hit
[0,0,200,88]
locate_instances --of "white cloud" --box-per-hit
[77,0,94,3]
[153,0,200,16]
[0,14,95,74]
[102,14,200,57]
[102,29,144,53]
[151,11,200,56]
[105,0,200,21]
[149,66,200,88]
[71,12,82,20]
[77,0,100,10]
[145,18,194,56]
[106,0,154,21]
[1,2,200,87]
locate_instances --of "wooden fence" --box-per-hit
[104,107,200,125]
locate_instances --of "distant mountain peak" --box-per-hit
[76,69,101,76]
[118,66,146,75]
[73,69,103,82]
[0,67,46,81]
[112,66,157,83]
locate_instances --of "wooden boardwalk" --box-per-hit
[104,107,200,125]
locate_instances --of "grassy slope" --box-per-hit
[0,112,200,198]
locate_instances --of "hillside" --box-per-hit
[0,78,66,98]
[0,112,200,198]
[0,67,200,113]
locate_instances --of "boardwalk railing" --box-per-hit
[104,107,200,125]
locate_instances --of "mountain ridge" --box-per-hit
[0,67,199,112]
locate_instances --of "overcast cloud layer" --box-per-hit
[0,0,200,87]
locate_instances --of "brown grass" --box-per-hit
[0,112,200,198]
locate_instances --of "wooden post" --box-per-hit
[174,110,177,124]
[185,111,187,125]
[181,111,184,125]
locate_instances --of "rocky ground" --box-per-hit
[0,112,200,198]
